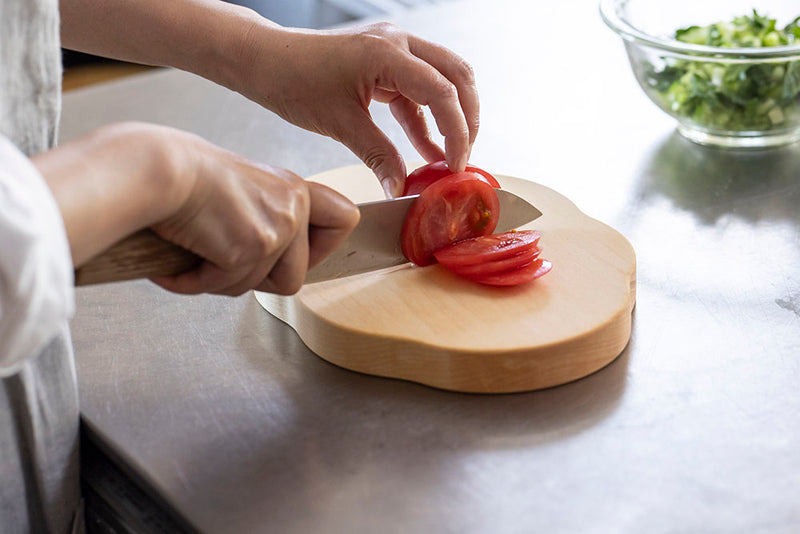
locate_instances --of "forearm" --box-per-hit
[59,2,479,195]
[32,123,186,266]
[59,0,270,89]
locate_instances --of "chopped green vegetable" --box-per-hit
[645,11,800,131]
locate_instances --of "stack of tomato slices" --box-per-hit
[399,161,552,287]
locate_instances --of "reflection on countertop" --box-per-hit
[637,132,800,225]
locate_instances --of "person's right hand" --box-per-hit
[149,127,360,296]
[37,122,360,296]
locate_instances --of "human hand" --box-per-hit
[38,122,358,296]
[149,129,360,296]
[39,123,359,295]
[231,21,480,197]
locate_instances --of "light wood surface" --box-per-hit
[256,164,637,393]
[63,62,155,92]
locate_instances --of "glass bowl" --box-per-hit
[600,0,800,148]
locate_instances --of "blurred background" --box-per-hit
[233,0,454,28]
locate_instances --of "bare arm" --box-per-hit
[59,0,480,196]
[59,0,260,89]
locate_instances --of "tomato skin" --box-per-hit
[434,230,551,286]
[401,173,500,266]
[445,246,541,278]
[403,160,501,196]
[400,163,552,287]
[433,230,542,268]
[469,259,552,286]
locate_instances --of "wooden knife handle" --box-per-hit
[74,229,202,286]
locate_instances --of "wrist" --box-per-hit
[99,123,190,225]
[34,122,193,265]
[186,5,273,92]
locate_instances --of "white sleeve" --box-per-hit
[0,135,74,374]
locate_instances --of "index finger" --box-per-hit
[407,36,480,149]
[384,53,471,174]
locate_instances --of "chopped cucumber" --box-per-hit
[645,11,800,131]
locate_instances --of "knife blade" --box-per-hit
[74,189,542,286]
[305,189,542,283]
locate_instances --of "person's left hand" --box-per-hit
[229,21,480,197]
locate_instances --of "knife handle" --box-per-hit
[74,229,202,286]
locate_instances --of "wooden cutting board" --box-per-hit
[255,164,636,393]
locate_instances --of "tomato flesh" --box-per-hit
[445,246,542,278]
[400,173,499,266]
[469,259,552,286]
[400,161,552,287]
[403,160,501,196]
[433,230,541,268]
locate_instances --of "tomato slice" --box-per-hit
[445,246,541,278]
[433,230,542,268]
[403,160,501,196]
[470,259,553,286]
[401,173,499,266]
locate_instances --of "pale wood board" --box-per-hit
[256,164,636,393]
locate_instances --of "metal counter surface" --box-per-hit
[64,1,800,532]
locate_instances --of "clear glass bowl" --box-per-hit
[600,0,800,148]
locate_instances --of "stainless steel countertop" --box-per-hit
[64,1,800,532]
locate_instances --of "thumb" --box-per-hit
[337,111,407,198]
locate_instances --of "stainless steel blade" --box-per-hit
[304,196,416,284]
[494,189,543,234]
[304,189,543,284]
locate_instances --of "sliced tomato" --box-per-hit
[401,173,499,266]
[403,160,501,196]
[433,230,541,268]
[446,246,541,278]
[470,259,552,287]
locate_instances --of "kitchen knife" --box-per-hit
[74,189,542,286]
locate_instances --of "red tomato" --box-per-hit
[470,259,552,287]
[445,246,541,278]
[401,173,500,266]
[433,230,542,268]
[403,160,501,196]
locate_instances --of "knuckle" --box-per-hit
[345,204,361,231]
[356,24,406,61]
[470,114,480,132]
[289,181,310,212]
[218,245,249,270]
[252,226,279,257]
[435,81,458,102]
[358,33,394,61]
[281,188,310,231]
[455,58,476,85]
[220,227,280,270]
[256,181,308,233]
[364,21,400,38]
[360,146,391,173]
[272,166,304,186]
